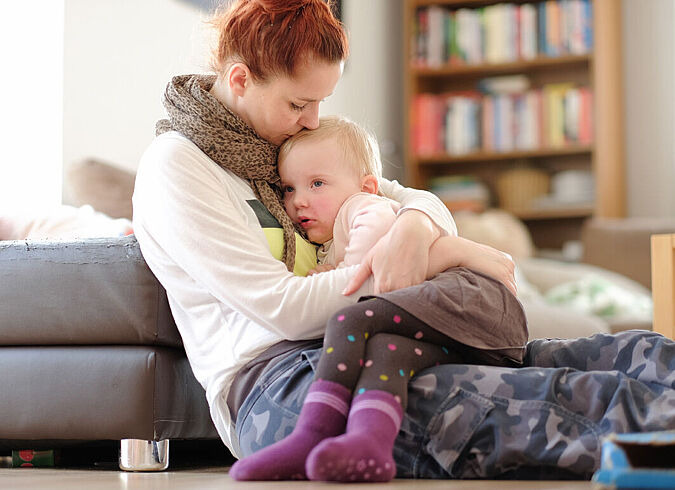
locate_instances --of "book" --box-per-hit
[519,3,538,60]
[427,5,445,67]
[412,1,593,67]
[478,75,530,95]
[546,0,562,57]
[412,83,591,157]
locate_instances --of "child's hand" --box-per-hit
[307,264,335,276]
[453,237,517,295]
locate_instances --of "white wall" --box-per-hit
[60,0,675,217]
[321,0,405,182]
[62,0,405,184]
[622,0,675,218]
[63,0,211,178]
[0,1,64,210]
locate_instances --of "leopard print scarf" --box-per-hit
[156,74,296,271]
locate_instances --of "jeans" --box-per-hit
[235,330,675,479]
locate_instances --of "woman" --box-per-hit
[133,0,675,480]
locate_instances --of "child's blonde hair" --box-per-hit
[278,115,383,180]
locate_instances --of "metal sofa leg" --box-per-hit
[119,439,169,471]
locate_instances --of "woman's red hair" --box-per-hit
[211,0,348,81]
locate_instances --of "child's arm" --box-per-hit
[337,194,399,267]
[427,235,517,295]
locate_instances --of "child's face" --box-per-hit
[279,136,363,244]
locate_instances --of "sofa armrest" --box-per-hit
[0,235,182,347]
[581,217,675,289]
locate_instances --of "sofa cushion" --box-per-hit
[517,257,653,338]
[0,346,217,442]
[0,236,182,347]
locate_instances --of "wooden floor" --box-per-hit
[0,443,596,489]
[0,468,595,490]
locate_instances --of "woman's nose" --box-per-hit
[299,104,320,130]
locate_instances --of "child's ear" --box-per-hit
[228,63,251,97]
[360,175,379,195]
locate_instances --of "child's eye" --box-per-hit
[283,185,294,194]
[311,180,324,188]
[290,102,305,112]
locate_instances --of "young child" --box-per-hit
[230,116,527,482]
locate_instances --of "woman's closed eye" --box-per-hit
[290,102,306,112]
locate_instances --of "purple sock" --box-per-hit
[306,390,403,482]
[229,379,351,481]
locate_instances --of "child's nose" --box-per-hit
[293,192,308,208]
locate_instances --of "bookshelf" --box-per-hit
[403,0,625,250]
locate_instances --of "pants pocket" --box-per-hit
[453,396,601,478]
[423,386,495,477]
[236,352,317,457]
[301,346,323,373]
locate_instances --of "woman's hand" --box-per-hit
[344,210,439,295]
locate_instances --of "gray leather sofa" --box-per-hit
[0,236,219,470]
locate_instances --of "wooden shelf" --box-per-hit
[412,55,591,78]
[414,0,528,7]
[413,144,592,165]
[511,205,594,221]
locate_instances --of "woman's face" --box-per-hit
[240,60,343,146]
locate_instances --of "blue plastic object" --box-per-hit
[592,431,675,489]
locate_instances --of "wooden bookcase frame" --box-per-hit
[651,234,675,339]
[403,0,626,249]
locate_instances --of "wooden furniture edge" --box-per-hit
[651,233,675,339]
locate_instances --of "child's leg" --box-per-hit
[307,300,456,482]
[314,298,462,393]
[352,333,454,409]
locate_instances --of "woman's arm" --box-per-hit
[133,134,372,341]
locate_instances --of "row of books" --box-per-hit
[428,175,490,212]
[411,84,593,156]
[428,170,595,214]
[412,0,593,67]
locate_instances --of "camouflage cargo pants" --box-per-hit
[234,330,675,479]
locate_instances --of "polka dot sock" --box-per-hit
[229,379,351,481]
[305,390,402,482]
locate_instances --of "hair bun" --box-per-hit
[256,0,312,14]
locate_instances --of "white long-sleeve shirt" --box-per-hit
[132,131,456,455]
